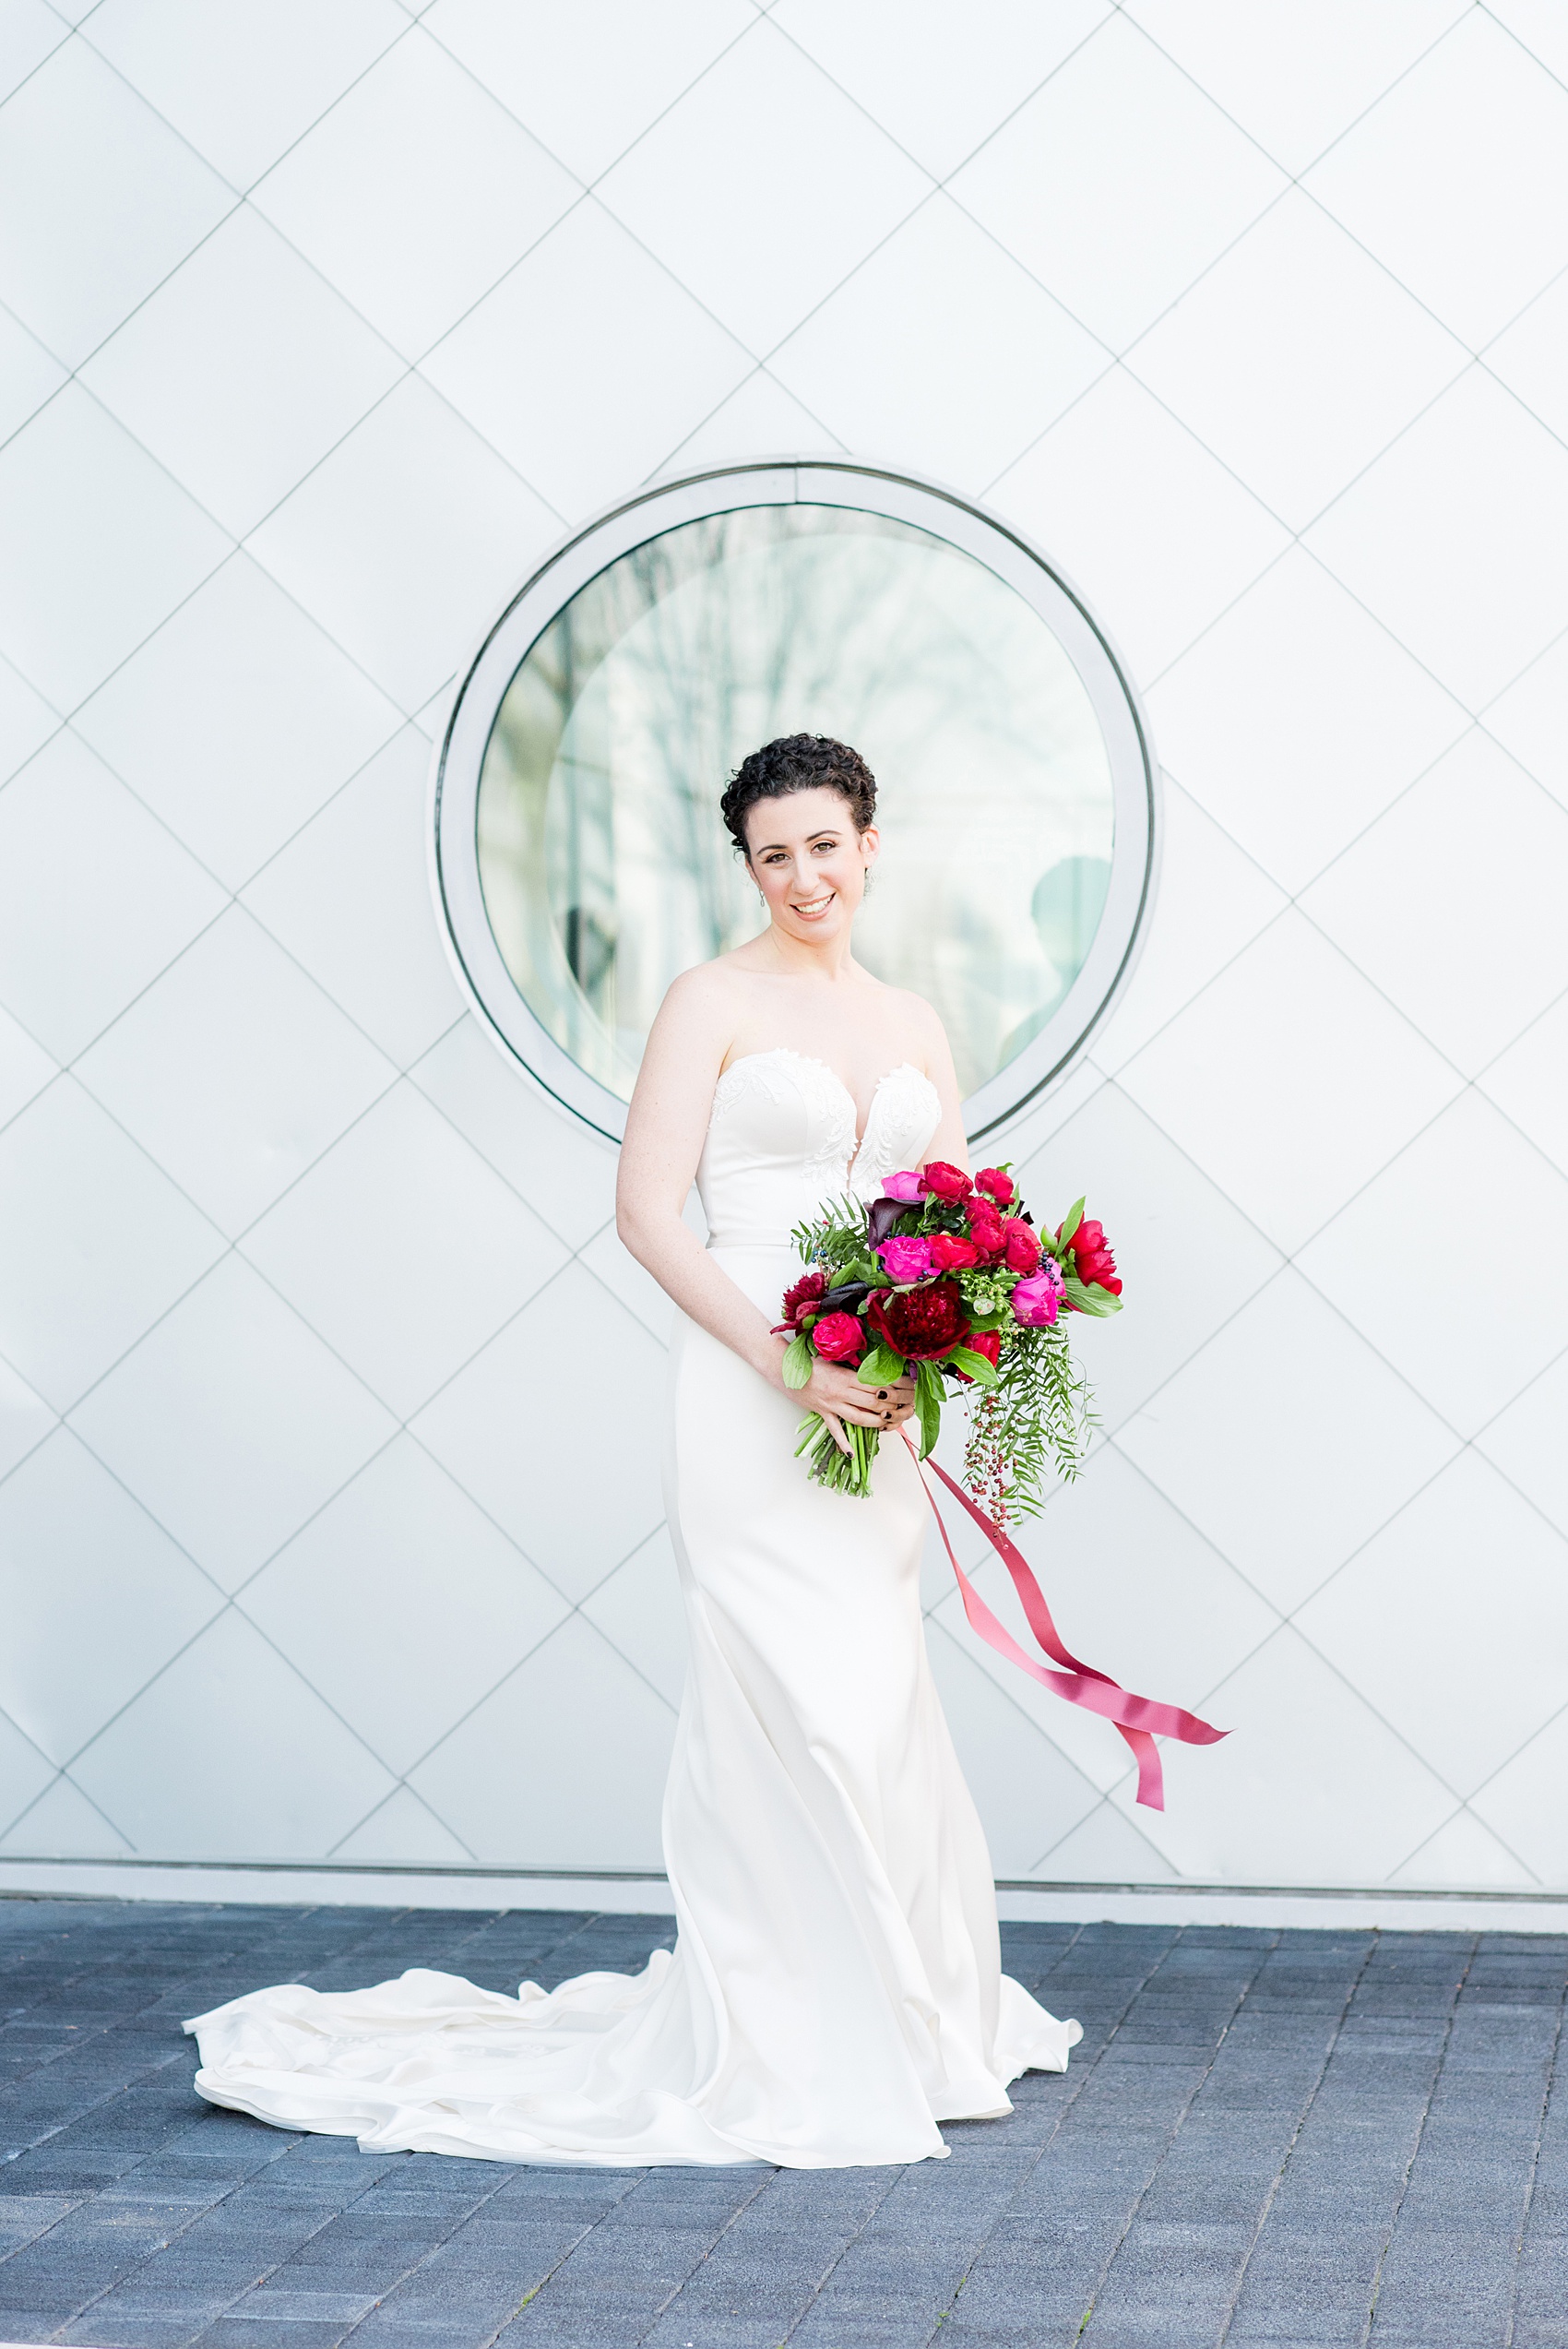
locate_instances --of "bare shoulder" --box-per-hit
[877,981,965,1157]
[649,957,748,1051]
[882,981,952,1065]
[659,959,727,1011]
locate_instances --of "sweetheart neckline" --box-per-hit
[718,1046,933,1155]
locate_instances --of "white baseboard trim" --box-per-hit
[992,1879,1568,1932]
[2,1855,1566,1932]
[0,1857,676,1914]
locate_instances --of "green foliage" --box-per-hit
[914,1360,944,1458]
[1063,1272,1122,1318]
[790,1193,878,1265]
[780,1333,814,1389]
[790,1181,1106,1521]
[963,1321,1097,1522]
[795,1411,878,1497]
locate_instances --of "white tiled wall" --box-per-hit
[2,1,1565,1894]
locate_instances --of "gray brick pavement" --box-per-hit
[0,1901,1562,2346]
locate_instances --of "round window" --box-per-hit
[433,464,1156,1142]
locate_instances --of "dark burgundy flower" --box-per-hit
[774,1268,827,1332]
[975,1167,1016,1206]
[953,1327,1002,1382]
[811,1311,866,1364]
[922,1161,973,1202]
[866,1280,971,1360]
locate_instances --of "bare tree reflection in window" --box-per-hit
[475,506,1115,1105]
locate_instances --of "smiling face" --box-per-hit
[743,785,878,945]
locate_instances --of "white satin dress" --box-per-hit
[185,1047,1080,2166]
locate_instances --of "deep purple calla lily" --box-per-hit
[866,1196,907,1248]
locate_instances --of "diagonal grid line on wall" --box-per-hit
[4,1171,685,1852]
[1479,0,1568,95]
[921,1057,1568,1842]
[3,0,1568,1878]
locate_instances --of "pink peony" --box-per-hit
[811,1311,866,1364]
[1010,1263,1064,1328]
[878,1235,934,1283]
[881,1170,926,1202]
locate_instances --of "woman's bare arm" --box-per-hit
[913,996,969,1174]
[615,972,916,1435]
[615,972,778,1379]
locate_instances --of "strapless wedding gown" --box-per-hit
[185,1047,1080,2166]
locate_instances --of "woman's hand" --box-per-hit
[767,1341,918,1453]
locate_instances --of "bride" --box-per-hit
[186,733,1080,2167]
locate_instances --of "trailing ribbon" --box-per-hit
[901,1432,1226,1810]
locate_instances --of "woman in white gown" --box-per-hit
[186,734,1080,2167]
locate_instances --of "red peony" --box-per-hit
[954,1327,1002,1383]
[866,1280,971,1360]
[774,1268,827,1332]
[1003,1219,1041,1272]
[975,1167,1015,1206]
[922,1161,973,1202]
[928,1232,980,1271]
[966,1198,1006,1258]
[1062,1215,1123,1298]
[811,1310,866,1363]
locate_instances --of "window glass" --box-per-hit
[475,503,1115,1103]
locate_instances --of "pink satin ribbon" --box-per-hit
[901,1432,1226,1810]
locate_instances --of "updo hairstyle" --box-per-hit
[719,733,877,858]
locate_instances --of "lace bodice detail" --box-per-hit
[698,1049,943,1250]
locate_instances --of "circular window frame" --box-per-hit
[431,459,1158,1145]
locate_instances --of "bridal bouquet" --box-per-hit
[778,1166,1222,1811]
[776,1162,1123,1520]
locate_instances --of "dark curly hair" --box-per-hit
[720,733,876,857]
